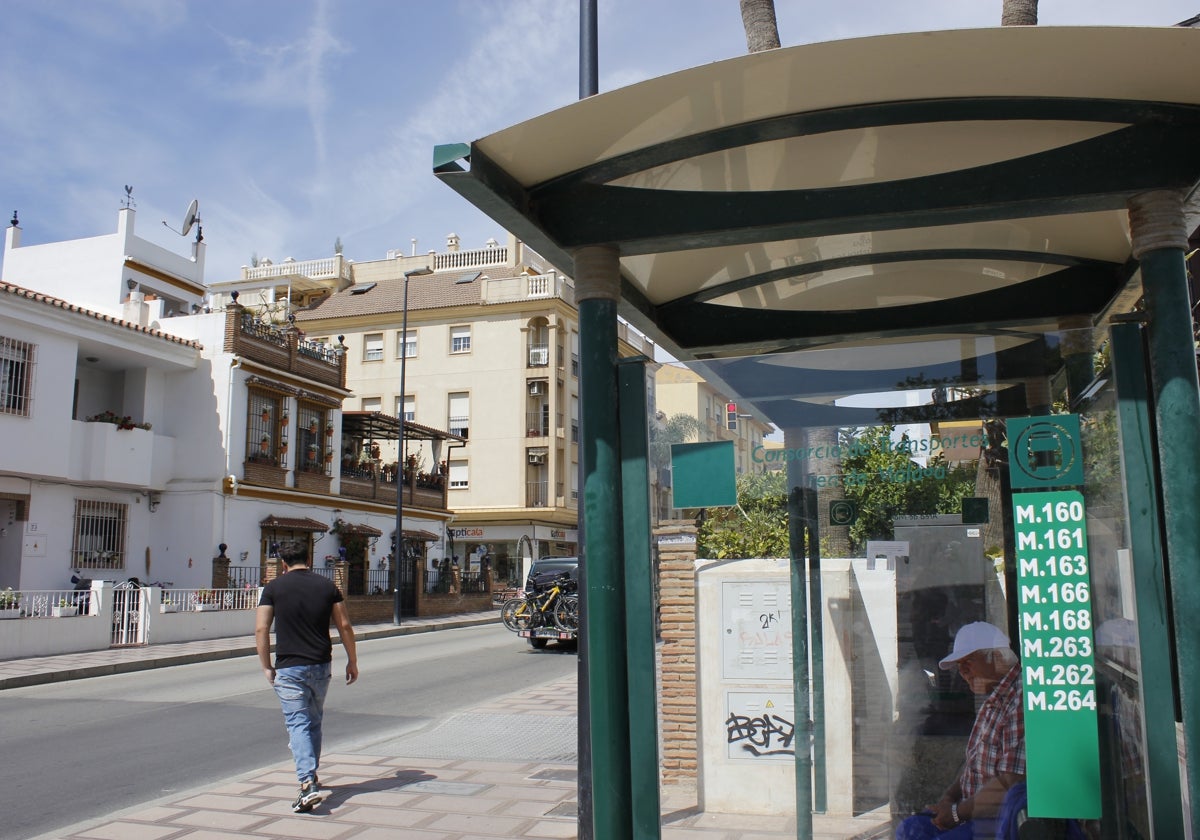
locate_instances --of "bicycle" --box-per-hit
[500,571,577,633]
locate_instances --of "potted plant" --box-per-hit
[308,419,319,434]
[160,598,179,613]
[52,598,78,618]
[325,422,335,435]
[260,408,271,423]
[259,435,270,454]
[0,587,21,618]
[194,589,220,611]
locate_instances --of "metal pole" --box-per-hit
[576,245,632,840]
[580,0,598,99]
[787,486,814,840]
[392,267,430,625]
[577,4,599,833]
[393,273,410,626]
[1129,189,1200,836]
[618,358,662,839]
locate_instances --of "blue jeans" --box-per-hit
[273,663,332,784]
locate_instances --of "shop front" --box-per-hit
[445,524,578,587]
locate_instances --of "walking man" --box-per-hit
[256,540,358,812]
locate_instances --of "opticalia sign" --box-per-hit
[448,528,485,539]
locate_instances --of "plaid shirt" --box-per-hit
[961,663,1025,799]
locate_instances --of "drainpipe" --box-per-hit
[220,358,242,549]
[1128,189,1200,837]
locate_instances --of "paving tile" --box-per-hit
[175,793,266,812]
[521,819,581,838]
[346,828,455,840]
[170,809,273,831]
[76,822,182,840]
[121,806,189,822]
[334,804,438,828]
[427,811,530,834]
[256,815,355,839]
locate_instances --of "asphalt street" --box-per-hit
[0,623,577,840]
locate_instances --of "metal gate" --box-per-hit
[111,582,146,646]
[398,556,417,618]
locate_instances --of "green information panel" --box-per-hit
[1007,415,1084,489]
[670,441,736,509]
[1012,489,1101,819]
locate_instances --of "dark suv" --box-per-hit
[523,556,578,595]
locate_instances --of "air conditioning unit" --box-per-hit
[528,452,546,465]
[528,381,547,395]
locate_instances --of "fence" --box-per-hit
[0,588,94,618]
[161,587,260,612]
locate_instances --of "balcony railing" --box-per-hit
[482,273,574,305]
[527,480,549,507]
[243,255,351,284]
[528,344,549,367]
[225,304,344,390]
[434,245,508,272]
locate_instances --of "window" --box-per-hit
[397,330,417,359]
[362,397,382,413]
[448,459,469,489]
[395,395,415,422]
[297,404,330,474]
[364,333,384,362]
[448,392,469,438]
[0,336,34,416]
[450,325,471,354]
[247,390,282,464]
[72,499,127,569]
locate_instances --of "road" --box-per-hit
[0,624,577,840]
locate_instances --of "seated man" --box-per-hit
[897,622,1025,839]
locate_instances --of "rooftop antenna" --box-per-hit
[122,185,137,209]
[163,198,203,243]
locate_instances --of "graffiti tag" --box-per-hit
[726,712,795,757]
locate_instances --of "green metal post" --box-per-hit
[618,358,662,839]
[803,486,826,814]
[787,486,814,840]
[1110,322,1185,839]
[1129,190,1200,838]
[576,245,633,840]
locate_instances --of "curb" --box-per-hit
[0,614,501,691]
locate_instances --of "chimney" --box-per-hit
[446,232,460,253]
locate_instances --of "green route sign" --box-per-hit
[1012,489,1101,819]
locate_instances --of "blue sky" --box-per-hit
[1,0,1194,283]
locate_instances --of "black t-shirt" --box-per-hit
[259,569,344,668]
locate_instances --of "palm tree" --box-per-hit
[1001,0,1038,26]
[739,0,780,52]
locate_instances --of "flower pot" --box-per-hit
[194,603,219,612]
[159,604,179,614]
[52,606,78,618]
[0,607,20,619]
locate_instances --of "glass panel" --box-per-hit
[670,324,1148,837]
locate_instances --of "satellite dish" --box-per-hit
[180,199,199,237]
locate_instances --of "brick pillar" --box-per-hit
[211,546,230,589]
[655,520,699,784]
[450,563,462,596]
[334,560,349,594]
[263,558,282,584]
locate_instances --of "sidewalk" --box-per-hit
[8,612,890,840]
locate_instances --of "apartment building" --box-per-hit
[229,234,655,587]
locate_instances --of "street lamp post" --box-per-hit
[394,267,432,625]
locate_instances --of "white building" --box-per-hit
[1,206,456,610]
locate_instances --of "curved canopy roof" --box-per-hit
[436,26,1200,427]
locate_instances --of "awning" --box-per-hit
[341,410,465,443]
[392,528,440,542]
[435,26,1200,426]
[336,522,382,537]
[258,515,328,532]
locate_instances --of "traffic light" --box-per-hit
[726,402,737,431]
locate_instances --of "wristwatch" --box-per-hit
[950,802,961,824]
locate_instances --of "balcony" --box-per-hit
[528,344,549,367]
[71,421,175,489]
[242,255,352,286]
[339,466,449,511]
[225,305,345,390]
[482,273,574,306]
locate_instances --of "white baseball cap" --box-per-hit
[938,622,1010,670]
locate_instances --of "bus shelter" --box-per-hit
[435,26,1200,839]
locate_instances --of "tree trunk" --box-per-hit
[740,0,781,53]
[1001,0,1038,26]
